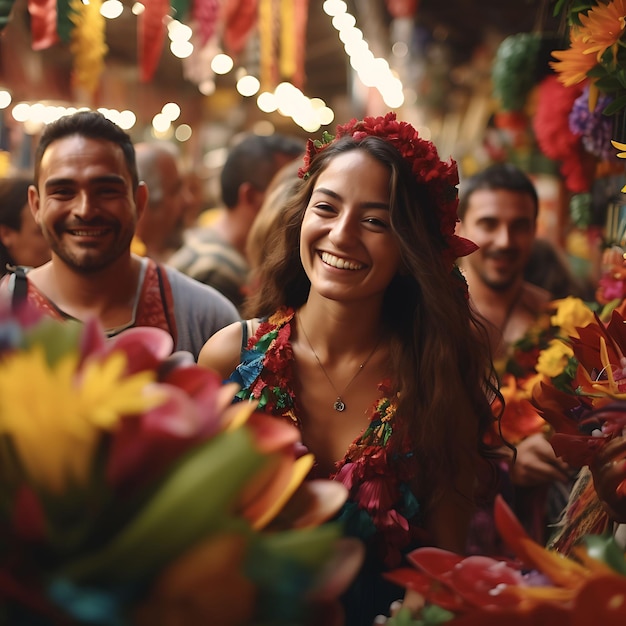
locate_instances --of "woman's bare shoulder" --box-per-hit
[198,321,243,378]
[198,318,261,378]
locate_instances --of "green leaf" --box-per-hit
[58,427,269,584]
[22,318,83,366]
[583,534,626,575]
[552,0,568,17]
[603,94,626,116]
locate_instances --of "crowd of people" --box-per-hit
[1,108,625,625]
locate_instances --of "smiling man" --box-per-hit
[0,110,238,360]
[457,162,573,553]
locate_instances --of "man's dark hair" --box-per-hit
[33,110,139,190]
[458,162,539,220]
[0,176,32,272]
[0,176,31,231]
[220,133,303,209]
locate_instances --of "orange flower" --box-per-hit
[551,28,597,86]
[579,0,626,62]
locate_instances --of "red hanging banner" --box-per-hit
[139,0,170,82]
[28,0,60,51]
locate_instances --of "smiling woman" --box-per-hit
[199,112,503,624]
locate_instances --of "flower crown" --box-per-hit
[298,112,477,269]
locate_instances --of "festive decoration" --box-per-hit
[290,0,309,88]
[492,33,542,112]
[0,307,362,625]
[191,0,221,46]
[384,495,626,625]
[532,74,595,193]
[530,298,626,469]
[28,0,60,50]
[138,0,169,83]
[299,112,478,269]
[69,0,107,97]
[551,0,626,115]
[223,0,259,56]
[258,0,278,90]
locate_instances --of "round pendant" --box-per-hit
[333,398,346,412]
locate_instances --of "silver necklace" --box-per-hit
[297,313,380,412]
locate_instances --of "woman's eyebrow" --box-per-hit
[312,186,389,210]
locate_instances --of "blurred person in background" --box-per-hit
[169,133,303,311]
[0,175,50,276]
[244,159,303,302]
[134,141,193,263]
[457,162,574,553]
[524,236,594,301]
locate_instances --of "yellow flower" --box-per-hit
[0,346,159,492]
[551,29,597,87]
[612,139,626,158]
[550,296,595,338]
[578,0,626,62]
[536,339,574,378]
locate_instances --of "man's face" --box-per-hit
[457,188,536,291]
[29,134,145,273]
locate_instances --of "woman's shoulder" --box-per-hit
[198,320,245,377]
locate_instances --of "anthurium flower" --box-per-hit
[106,366,229,494]
[0,346,158,493]
[531,378,587,435]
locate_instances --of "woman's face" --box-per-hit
[299,149,401,305]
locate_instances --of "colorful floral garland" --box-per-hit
[228,307,425,567]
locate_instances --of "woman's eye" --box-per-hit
[365,217,389,229]
[314,203,335,213]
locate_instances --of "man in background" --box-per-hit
[457,162,572,551]
[1,110,238,360]
[169,133,303,311]
[134,141,193,263]
[0,175,50,276]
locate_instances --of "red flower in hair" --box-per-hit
[299,112,477,270]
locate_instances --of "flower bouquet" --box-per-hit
[0,307,363,625]
[530,298,626,468]
[383,495,626,625]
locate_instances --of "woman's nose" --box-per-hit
[329,213,358,246]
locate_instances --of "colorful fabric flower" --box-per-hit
[227,308,425,569]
